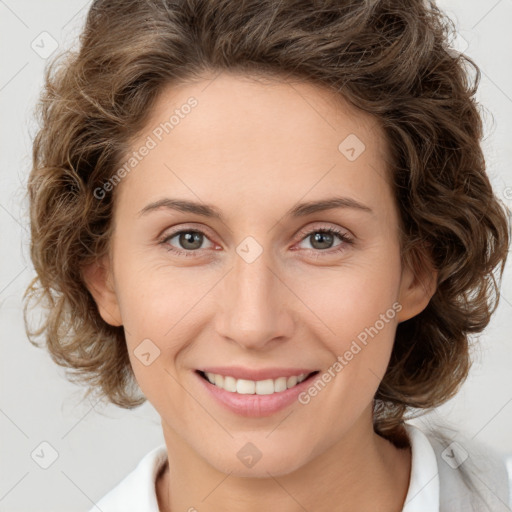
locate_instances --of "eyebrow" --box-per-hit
[137,196,373,220]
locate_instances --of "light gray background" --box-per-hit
[1,1,511,511]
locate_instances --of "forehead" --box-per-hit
[140,71,388,155]
[115,72,392,219]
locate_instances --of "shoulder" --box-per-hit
[405,422,511,512]
[88,444,168,512]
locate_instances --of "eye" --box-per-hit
[294,226,353,256]
[159,228,217,256]
[158,224,353,258]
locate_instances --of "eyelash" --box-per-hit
[158,225,353,258]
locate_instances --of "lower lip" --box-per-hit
[195,371,319,417]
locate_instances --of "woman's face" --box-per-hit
[86,72,434,476]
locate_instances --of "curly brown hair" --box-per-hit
[24,0,510,447]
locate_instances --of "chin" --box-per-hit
[203,441,312,478]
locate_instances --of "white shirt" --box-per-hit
[88,423,511,512]
[402,423,440,511]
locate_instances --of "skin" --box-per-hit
[84,72,437,511]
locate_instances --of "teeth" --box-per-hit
[204,372,310,394]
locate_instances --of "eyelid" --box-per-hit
[158,222,217,241]
[294,222,353,242]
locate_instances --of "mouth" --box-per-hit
[196,369,320,395]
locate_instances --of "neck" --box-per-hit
[156,410,411,512]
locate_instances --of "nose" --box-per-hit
[214,245,295,351]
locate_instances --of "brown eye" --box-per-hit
[161,229,215,255]
[297,227,353,253]
[175,231,204,250]
[307,231,337,250]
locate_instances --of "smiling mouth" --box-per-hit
[196,370,320,395]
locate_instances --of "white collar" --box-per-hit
[402,423,440,511]
[89,444,167,512]
[90,422,439,511]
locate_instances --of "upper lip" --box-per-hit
[196,366,318,381]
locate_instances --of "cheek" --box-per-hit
[297,261,401,388]
[117,268,192,403]
[296,261,401,332]
[115,256,194,329]
[115,264,211,391]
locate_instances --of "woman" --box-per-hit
[24,0,511,510]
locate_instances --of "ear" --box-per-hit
[396,247,438,323]
[81,254,123,327]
